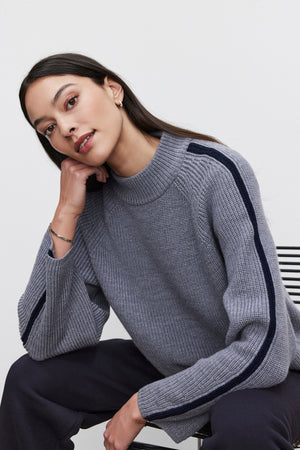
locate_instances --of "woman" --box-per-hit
[0,53,300,450]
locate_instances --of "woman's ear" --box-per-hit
[104,76,124,103]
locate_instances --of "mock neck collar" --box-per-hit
[108,131,191,205]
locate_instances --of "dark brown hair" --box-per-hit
[19,53,220,191]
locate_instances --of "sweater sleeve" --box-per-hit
[18,225,110,361]
[137,149,294,439]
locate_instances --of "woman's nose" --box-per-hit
[58,117,77,137]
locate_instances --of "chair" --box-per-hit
[129,246,300,449]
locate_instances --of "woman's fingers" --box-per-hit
[99,165,110,178]
[62,158,110,183]
[58,159,105,217]
[96,166,109,183]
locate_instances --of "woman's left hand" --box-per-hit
[103,393,146,450]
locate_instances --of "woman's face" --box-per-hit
[25,74,124,167]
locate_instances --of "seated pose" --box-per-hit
[1,53,300,450]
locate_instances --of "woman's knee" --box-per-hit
[205,389,292,449]
[204,427,290,450]
[4,353,44,396]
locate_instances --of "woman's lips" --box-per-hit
[75,131,95,154]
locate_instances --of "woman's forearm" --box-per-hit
[50,209,79,259]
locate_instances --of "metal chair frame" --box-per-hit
[129,246,300,449]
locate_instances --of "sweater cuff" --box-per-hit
[138,388,209,443]
[138,383,162,420]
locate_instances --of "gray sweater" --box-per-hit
[18,131,300,442]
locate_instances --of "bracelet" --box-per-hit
[49,224,74,244]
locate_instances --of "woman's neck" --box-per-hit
[106,117,160,178]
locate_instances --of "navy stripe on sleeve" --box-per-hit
[21,291,46,345]
[146,143,276,421]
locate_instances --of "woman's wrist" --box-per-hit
[52,208,80,233]
[49,224,74,243]
[49,209,79,259]
[53,205,81,223]
[130,393,146,425]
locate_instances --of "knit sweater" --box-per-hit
[18,131,300,442]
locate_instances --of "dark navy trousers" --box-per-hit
[0,339,300,449]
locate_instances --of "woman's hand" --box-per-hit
[103,393,146,450]
[57,157,109,218]
[50,158,109,259]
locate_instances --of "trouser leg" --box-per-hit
[202,370,300,450]
[0,339,163,450]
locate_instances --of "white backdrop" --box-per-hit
[0,1,299,449]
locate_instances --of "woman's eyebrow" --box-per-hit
[52,83,76,104]
[33,83,77,129]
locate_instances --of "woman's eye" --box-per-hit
[44,124,56,137]
[66,96,78,110]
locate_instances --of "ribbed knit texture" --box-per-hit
[18,132,300,442]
